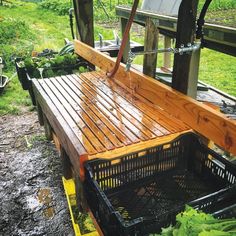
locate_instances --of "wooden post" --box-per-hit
[163,36,172,69]
[172,0,199,97]
[43,114,53,141]
[143,18,159,78]
[36,101,44,126]
[60,147,72,179]
[120,17,131,63]
[75,170,87,213]
[188,46,201,98]
[74,0,94,47]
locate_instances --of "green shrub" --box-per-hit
[39,0,71,15]
[0,17,35,69]
[39,0,133,21]
[0,17,34,44]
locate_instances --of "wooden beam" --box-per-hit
[172,0,199,96]
[164,36,172,69]
[43,113,53,141]
[74,0,94,47]
[120,18,130,64]
[143,18,158,78]
[36,101,44,126]
[116,6,236,57]
[90,131,191,160]
[32,79,86,171]
[74,40,236,155]
[60,146,73,180]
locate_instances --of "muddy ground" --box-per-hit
[0,111,74,236]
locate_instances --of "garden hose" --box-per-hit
[69,8,75,40]
[196,0,213,40]
[107,0,139,78]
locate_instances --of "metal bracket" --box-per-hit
[126,42,201,71]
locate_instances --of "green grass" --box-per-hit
[199,49,236,96]
[199,0,236,11]
[0,1,72,115]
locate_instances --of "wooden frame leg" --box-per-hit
[120,17,131,63]
[43,114,52,141]
[74,170,88,213]
[60,146,73,180]
[143,18,159,78]
[36,101,44,126]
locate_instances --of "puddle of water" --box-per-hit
[37,188,55,219]
[38,188,51,205]
[26,195,41,211]
[43,206,55,218]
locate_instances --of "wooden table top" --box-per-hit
[34,71,191,158]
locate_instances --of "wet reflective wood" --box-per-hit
[34,72,190,157]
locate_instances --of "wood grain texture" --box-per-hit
[33,79,86,172]
[89,131,191,160]
[172,0,199,95]
[33,72,190,159]
[143,17,158,77]
[74,40,236,155]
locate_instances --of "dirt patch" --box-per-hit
[0,111,74,235]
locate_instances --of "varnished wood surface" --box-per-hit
[74,40,236,155]
[33,72,190,157]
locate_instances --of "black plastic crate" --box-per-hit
[84,133,236,236]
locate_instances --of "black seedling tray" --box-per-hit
[15,58,89,106]
[84,133,236,236]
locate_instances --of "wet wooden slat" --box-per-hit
[39,79,98,155]
[79,72,165,137]
[44,79,107,153]
[50,78,115,151]
[61,76,134,146]
[66,75,141,143]
[88,71,189,133]
[32,79,87,170]
[54,76,124,149]
[69,74,149,141]
[73,73,156,140]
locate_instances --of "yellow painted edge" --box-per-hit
[62,177,99,236]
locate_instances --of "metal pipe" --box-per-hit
[125,42,201,71]
[196,0,213,39]
[69,8,75,40]
[98,33,103,48]
[107,0,139,78]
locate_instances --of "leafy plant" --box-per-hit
[157,206,236,236]
[21,53,86,78]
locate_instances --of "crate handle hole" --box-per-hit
[138,151,147,157]
[111,159,121,165]
[163,144,171,149]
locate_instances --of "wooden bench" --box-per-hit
[33,71,191,179]
[33,39,236,213]
[33,39,236,178]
